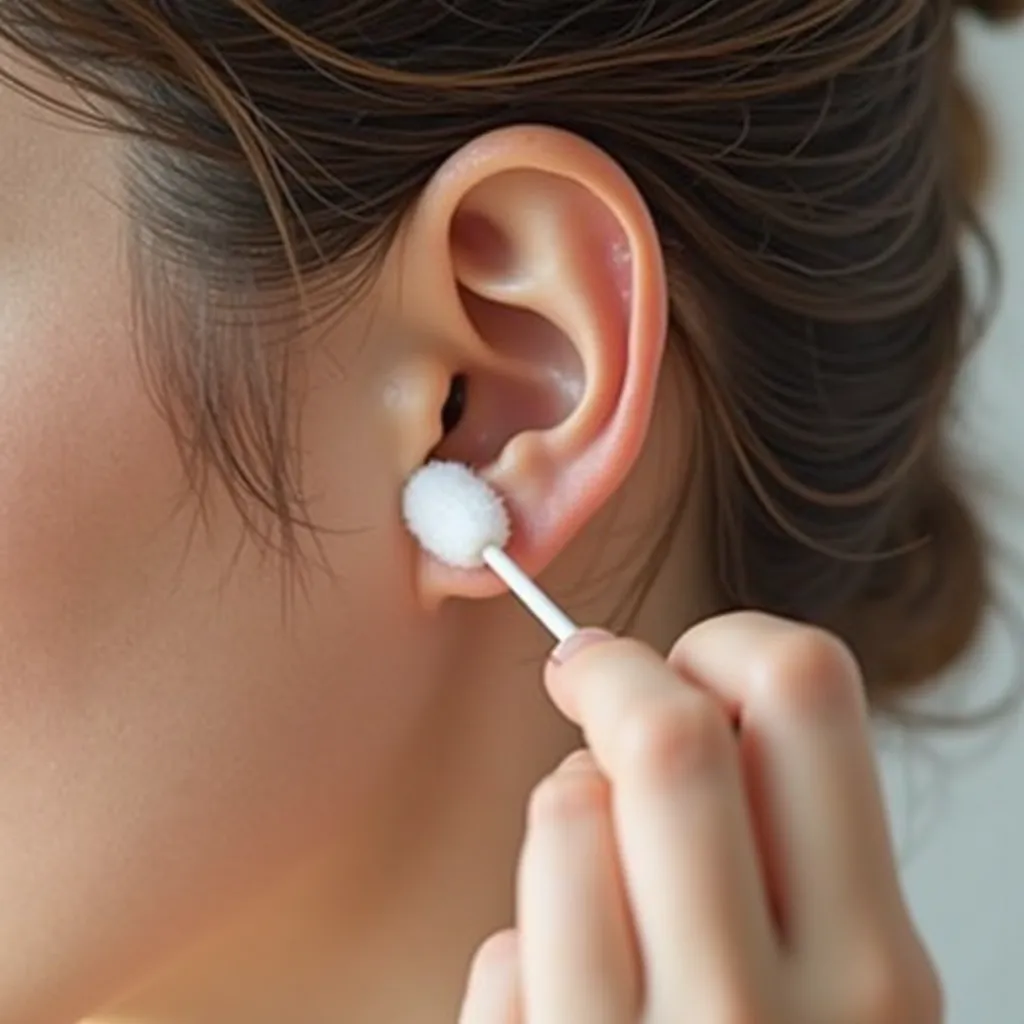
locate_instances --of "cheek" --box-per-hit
[0,301,181,639]
[0,74,434,1017]
[0,279,433,1016]
[0,265,227,1012]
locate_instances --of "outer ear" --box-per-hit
[386,125,668,608]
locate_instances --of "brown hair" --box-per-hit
[0,0,1013,706]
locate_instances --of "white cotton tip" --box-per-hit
[402,459,579,641]
[402,461,511,569]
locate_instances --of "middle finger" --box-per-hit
[545,636,777,1012]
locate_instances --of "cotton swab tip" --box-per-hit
[402,459,578,641]
[402,460,512,569]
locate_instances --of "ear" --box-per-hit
[381,125,668,608]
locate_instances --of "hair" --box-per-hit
[0,0,1015,708]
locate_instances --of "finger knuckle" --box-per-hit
[846,943,941,1024]
[651,980,765,1024]
[851,963,902,1022]
[702,989,765,1024]
[469,929,518,979]
[528,765,608,823]
[911,960,945,1024]
[619,694,730,782]
[893,943,944,1023]
[755,626,864,717]
[558,748,598,773]
[715,1008,761,1024]
[674,610,778,651]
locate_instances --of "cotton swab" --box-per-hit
[478,545,578,643]
[401,461,579,642]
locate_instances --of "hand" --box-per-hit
[458,612,942,1024]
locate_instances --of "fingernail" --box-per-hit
[549,628,615,667]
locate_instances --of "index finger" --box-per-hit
[545,631,729,772]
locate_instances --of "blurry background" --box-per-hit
[877,15,1024,1022]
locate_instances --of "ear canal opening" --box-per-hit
[440,374,468,435]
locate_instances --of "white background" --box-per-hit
[877,15,1024,1023]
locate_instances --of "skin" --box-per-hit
[0,52,937,1024]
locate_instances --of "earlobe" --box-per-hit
[389,126,668,609]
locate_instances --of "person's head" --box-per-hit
[0,0,1007,1019]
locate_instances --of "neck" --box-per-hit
[90,616,576,1024]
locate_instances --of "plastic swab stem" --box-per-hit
[482,545,578,642]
